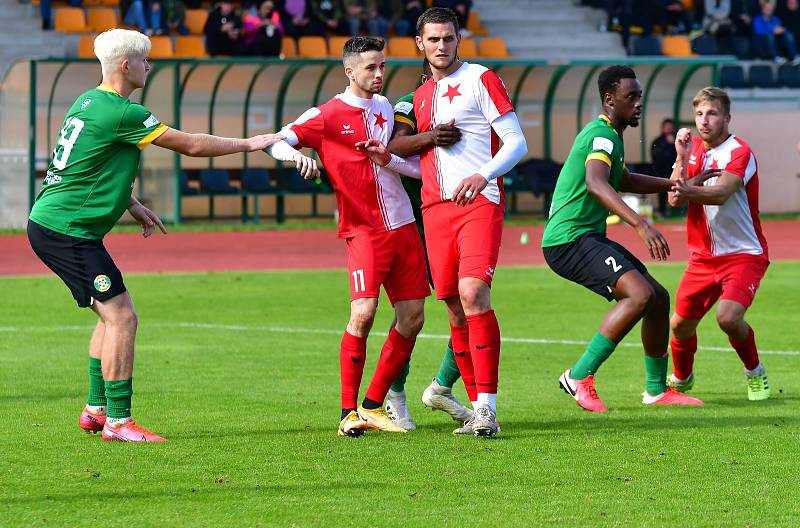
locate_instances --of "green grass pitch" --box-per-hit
[1,263,799,526]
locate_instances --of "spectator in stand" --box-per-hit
[311,0,349,36]
[204,0,243,55]
[343,0,388,37]
[397,0,426,36]
[243,0,284,56]
[703,0,736,38]
[433,0,472,36]
[283,0,316,37]
[778,0,800,43]
[379,0,407,36]
[40,0,83,30]
[159,0,189,35]
[731,0,758,35]
[650,118,677,217]
[664,0,694,33]
[753,0,799,63]
[121,0,163,35]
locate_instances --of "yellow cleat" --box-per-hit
[338,410,368,437]
[357,406,407,433]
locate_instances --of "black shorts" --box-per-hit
[543,232,647,301]
[27,220,126,308]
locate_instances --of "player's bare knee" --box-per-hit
[627,283,655,316]
[716,311,742,336]
[649,283,670,316]
[398,310,424,336]
[348,309,375,335]
[458,284,490,314]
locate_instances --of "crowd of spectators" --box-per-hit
[581,0,800,63]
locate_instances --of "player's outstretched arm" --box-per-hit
[127,196,167,238]
[356,139,421,179]
[266,136,321,180]
[672,171,742,206]
[388,119,461,157]
[586,160,670,261]
[153,128,284,157]
[621,167,678,194]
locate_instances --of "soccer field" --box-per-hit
[2,263,799,526]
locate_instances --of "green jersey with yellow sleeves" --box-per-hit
[393,91,423,232]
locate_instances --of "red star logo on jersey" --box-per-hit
[442,83,462,103]
[373,112,387,129]
[709,158,719,169]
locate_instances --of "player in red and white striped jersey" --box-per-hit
[267,37,431,435]
[668,87,771,401]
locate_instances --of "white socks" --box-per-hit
[85,404,106,414]
[106,416,132,428]
[476,393,497,414]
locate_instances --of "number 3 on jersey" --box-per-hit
[352,269,366,293]
[52,116,85,170]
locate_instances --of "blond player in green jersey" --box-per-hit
[27,29,307,442]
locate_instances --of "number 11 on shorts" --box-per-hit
[352,269,365,293]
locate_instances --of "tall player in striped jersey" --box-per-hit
[413,8,528,437]
[267,37,431,436]
[668,87,771,401]
[26,29,286,442]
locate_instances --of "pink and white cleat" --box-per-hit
[642,387,703,406]
[102,419,166,442]
[559,369,609,412]
[79,407,106,433]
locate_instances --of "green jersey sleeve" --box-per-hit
[393,92,416,133]
[117,103,168,150]
[584,127,620,168]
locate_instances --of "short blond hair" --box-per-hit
[692,86,731,116]
[93,29,151,76]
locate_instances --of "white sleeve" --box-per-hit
[475,112,528,181]
[267,130,299,162]
[386,154,421,179]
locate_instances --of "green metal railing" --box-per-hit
[26,56,735,223]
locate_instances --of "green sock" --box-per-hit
[390,361,411,393]
[434,346,461,388]
[104,379,133,419]
[644,354,668,395]
[87,357,106,407]
[571,332,617,380]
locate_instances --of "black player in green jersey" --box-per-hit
[382,61,472,430]
[27,29,290,442]
[541,65,711,412]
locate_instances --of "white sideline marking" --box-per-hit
[1,322,798,356]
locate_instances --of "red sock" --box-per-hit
[450,323,477,402]
[671,334,697,380]
[365,328,416,403]
[340,331,367,410]
[466,310,501,394]
[729,326,759,371]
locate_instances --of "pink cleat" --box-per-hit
[559,369,609,412]
[102,419,166,442]
[642,387,703,406]
[79,408,106,433]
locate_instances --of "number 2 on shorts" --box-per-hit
[605,256,622,272]
[352,269,365,293]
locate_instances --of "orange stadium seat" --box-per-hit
[101,0,119,5]
[466,11,489,37]
[662,35,696,57]
[78,35,96,58]
[458,38,478,58]
[281,37,297,57]
[87,7,118,32]
[298,36,328,58]
[175,36,208,58]
[327,36,350,57]
[83,0,104,6]
[184,9,208,35]
[149,36,174,58]
[55,7,89,33]
[387,37,419,58]
[478,37,509,58]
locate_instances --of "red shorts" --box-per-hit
[345,222,431,305]
[675,253,769,320]
[422,196,504,300]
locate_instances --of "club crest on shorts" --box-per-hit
[93,274,111,292]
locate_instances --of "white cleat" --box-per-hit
[385,390,417,431]
[422,378,474,422]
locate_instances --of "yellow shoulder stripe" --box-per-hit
[394,114,416,130]
[586,152,611,167]
[137,124,169,150]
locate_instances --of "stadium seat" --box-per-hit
[175,36,208,58]
[242,168,276,193]
[327,36,350,57]
[777,64,800,88]
[78,35,95,58]
[278,167,322,193]
[466,11,489,37]
[662,35,695,57]
[458,38,478,58]
[54,7,89,33]
[101,0,119,5]
[184,9,208,35]
[748,65,775,88]
[478,37,509,58]
[281,37,297,57]
[630,35,662,56]
[83,0,103,6]
[200,169,238,193]
[148,36,174,58]
[387,37,419,58]
[87,7,118,32]
[691,34,720,55]
[719,64,747,88]
[298,36,328,58]
[180,171,199,195]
